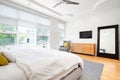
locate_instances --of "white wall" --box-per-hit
[66,9,120,58]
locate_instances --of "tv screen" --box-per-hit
[79,31,92,38]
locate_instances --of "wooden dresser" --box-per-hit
[71,43,95,55]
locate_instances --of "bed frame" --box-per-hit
[61,66,82,80]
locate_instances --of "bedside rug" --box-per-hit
[79,60,104,80]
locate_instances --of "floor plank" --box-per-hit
[75,53,120,80]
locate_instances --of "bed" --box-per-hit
[0,46,83,80]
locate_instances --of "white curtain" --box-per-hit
[0,4,17,25]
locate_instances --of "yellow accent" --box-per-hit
[0,54,8,66]
[64,42,69,47]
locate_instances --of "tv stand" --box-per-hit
[71,43,95,55]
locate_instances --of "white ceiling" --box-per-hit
[2,0,120,22]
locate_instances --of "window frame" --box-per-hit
[57,23,65,47]
[36,26,50,48]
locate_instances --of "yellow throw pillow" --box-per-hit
[64,42,69,47]
[0,54,8,66]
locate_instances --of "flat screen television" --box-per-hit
[79,31,92,38]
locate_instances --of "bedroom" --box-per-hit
[0,0,120,80]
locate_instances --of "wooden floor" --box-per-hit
[75,54,120,80]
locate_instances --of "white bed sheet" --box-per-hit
[0,63,27,80]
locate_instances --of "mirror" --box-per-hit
[99,28,115,54]
[97,25,119,59]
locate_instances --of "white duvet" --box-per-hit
[4,47,83,80]
[0,63,27,80]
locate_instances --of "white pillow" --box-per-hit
[1,50,16,62]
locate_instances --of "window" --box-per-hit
[0,24,16,32]
[0,34,16,46]
[58,31,64,46]
[18,34,36,46]
[37,27,49,35]
[17,26,50,47]
[18,27,36,46]
[0,4,66,49]
[37,27,50,48]
[0,24,16,46]
[57,23,65,47]
[37,36,48,47]
[0,5,17,46]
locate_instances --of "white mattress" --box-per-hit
[0,63,80,80]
